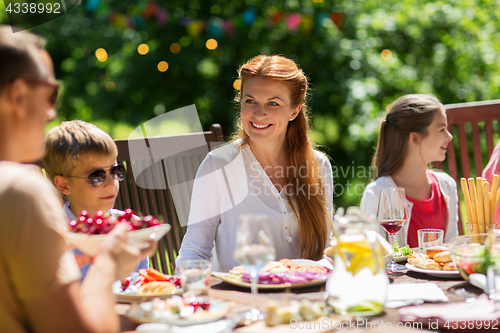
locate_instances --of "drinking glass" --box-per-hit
[177,259,211,302]
[233,214,276,321]
[417,229,444,253]
[377,187,409,271]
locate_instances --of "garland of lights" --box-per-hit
[86,1,344,38]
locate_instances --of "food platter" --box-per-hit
[125,299,231,326]
[405,263,461,278]
[66,224,171,256]
[112,280,183,303]
[212,271,328,289]
[212,259,329,290]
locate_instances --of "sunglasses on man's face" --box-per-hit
[0,78,60,107]
[67,164,126,187]
[23,78,60,107]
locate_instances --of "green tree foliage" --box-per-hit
[1,0,500,208]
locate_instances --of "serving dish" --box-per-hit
[405,263,461,278]
[66,224,171,256]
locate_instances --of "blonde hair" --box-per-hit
[232,54,331,260]
[43,120,118,181]
[372,94,444,179]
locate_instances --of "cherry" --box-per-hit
[94,210,104,219]
[69,220,78,231]
[69,209,163,235]
[123,209,134,220]
[121,277,131,291]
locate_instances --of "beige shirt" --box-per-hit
[0,161,81,333]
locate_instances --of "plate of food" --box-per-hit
[405,246,461,278]
[126,296,232,326]
[65,209,170,256]
[405,263,461,277]
[212,259,330,290]
[113,268,183,303]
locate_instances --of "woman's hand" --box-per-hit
[99,223,157,281]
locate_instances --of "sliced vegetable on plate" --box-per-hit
[114,268,183,303]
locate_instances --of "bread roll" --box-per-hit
[324,245,335,259]
[137,281,176,295]
[426,246,448,259]
[434,251,452,263]
[440,262,457,271]
[407,253,426,265]
[413,258,441,270]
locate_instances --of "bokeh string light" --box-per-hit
[95,48,108,62]
[137,44,150,55]
[157,61,169,72]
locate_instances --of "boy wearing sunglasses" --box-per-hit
[43,120,149,277]
[0,26,155,333]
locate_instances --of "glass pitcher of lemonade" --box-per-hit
[326,207,389,316]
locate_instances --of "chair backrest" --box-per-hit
[436,100,500,235]
[114,124,224,274]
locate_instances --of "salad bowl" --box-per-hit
[448,233,500,282]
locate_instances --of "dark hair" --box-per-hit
[372,94,444,179]
[232,54,331,260]
[0,25,47,85]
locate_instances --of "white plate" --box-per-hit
[112,279,182,303]
[66,224,170,256]
[394,256,408,263]
[212,259,330,290]
[126,300,231,326]
[405,263,461,278]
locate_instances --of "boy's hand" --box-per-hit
[99,223,157,280]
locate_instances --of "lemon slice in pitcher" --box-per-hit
[337,236,385,275]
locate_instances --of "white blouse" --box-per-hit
[176,139,334,272]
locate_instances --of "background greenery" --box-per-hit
[1,0,500,209]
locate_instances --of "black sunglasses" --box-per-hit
[0,78,60,106]
[23,78,60,106]
[66,164,125,187]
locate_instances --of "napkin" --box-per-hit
[136,320,233,333]
[316,258,333,270]
[234,317,339,333]
[469,273,500,294]
[399,294,500,322]
[385,282,448,308]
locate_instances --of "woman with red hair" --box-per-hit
[177,55,333,272]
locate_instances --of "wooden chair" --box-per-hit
[435,100,500,235]
[114,124,224,274]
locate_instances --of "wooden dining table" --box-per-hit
[117,267,489,333]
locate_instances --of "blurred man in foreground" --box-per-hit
[0,25,156,333]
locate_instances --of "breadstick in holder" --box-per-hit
[482,179,490,232]
[476,177,485,234]
[461,178,475,236]
[468,178,480,240]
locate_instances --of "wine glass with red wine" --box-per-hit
[377,187,409,271]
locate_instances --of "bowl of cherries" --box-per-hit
[66,209,170,256]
